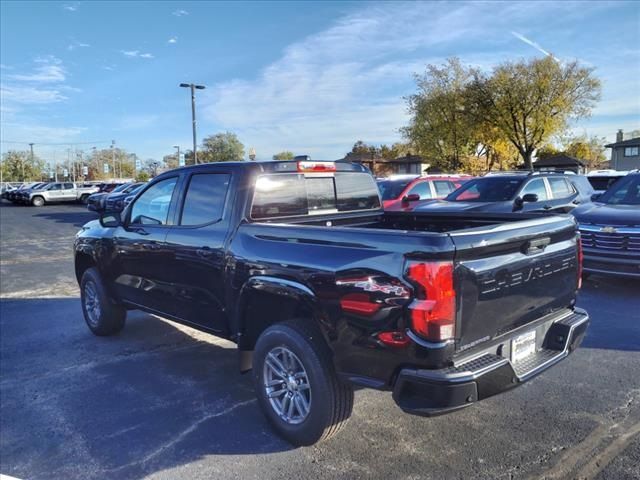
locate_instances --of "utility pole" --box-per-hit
[179,83,206,164]
[111,140,116,180]
[173,145,180,167]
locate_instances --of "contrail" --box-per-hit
[511,31,558,61]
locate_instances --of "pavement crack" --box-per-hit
[104,398,257,473]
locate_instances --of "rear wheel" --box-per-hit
[253,320,354,446]
[80,194,89,204]
[80,267,126,336]
[31,196,44,207]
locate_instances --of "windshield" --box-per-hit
[598,175,640,205]
[377,179,413,201]
[587,176,623,191]
[112,183,130,193]
[446,177,524,202]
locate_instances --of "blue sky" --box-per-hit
[1,1,639,162]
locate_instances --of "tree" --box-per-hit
[536,144,561,160]
[1,150,46,181]
[135,170,150,182]
[200,132,245,162]
[272,151,294,160]
[402,58,476,171]
[467,56,601,170]
[564,135,607,168]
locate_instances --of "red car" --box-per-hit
[379,175,472,211]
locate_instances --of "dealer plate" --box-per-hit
[511,330,536,364]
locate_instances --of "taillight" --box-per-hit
[577,236,583,289]
[406,261,456,342]
[297,161,336,172]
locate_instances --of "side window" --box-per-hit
[49,184,62,191]
[520,179,548,201]
[180,173,231,226]
[433,180,455,197]
[407,181,432,199]
[64,183,74,189]
[548,177,574,199]
[130,177,177,225]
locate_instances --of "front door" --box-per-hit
[164,171,233,334]
[519,178,551,212]
[110,176,180,315]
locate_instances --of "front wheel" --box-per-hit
[31,196,44,207]
[80,267,126,336]
[253,321,354,446]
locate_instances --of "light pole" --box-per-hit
[173,145,180,167]
[179,83,205,164]
[27,143,34,181]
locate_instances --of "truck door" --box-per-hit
[164,171,233,334]
[110,176,180,315]
[62,182,76,201]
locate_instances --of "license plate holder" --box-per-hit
[511,330,536,364]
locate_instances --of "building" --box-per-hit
[344,153,428,176]
[605,130,640,171]
[533,154,586,174]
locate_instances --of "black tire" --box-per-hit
[80,267,126,336]
[80,194,89,204]
[253,320,354,446]
[31,196,44,207]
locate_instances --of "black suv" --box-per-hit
[572,171,640,278]
[415,172,594,214]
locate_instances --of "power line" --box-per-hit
[0,140,112,146]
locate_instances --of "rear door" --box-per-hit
[62,183,76,201]
[164,171,234,334]
[449,215,579,352]
[546,176,579,212]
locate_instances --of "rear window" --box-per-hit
[251,173,380,219]
[448,177,524,202]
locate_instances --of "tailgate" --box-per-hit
[450,215,579,352]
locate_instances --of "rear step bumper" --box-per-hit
[392,308,589,416]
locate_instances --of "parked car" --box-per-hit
[5,183,43,203]
[586,169,628,194]
[381,175,472,211]
[86,183,137,212]
[1,182,23,199]
[103,182,145,212]
[16,182,51,204]
[75,159,588,446]
[24,182,99,206]
[414,172,593,214]
[376,174,420,205]
[573,171,640,278]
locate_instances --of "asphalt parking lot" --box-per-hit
[1,201,639,480]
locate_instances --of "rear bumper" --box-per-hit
[392,308,589,416]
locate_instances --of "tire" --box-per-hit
[80,267,126,336]
[80,194,89,204]
[253,320,354,446]
[31,196,45,207]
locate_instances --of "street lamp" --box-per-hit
[179,83,206,164]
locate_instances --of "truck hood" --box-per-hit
[414,200,512,213]
[572,202,640,227]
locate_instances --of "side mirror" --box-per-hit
[522,193,539,203]
[591,193,602,202]
[401,193,421,204]
[99,211,122,228]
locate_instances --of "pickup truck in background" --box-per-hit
[24,182,99,206]
[74,159,589,445]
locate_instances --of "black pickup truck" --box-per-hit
[74,159,589,445]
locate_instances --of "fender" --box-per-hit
[234,275,319,349]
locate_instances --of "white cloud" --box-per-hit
[0,85,68,104]
[67,40,91,51]
[63,2,79,12]
[168,36,178,44]
[118,114,160,130]
[121,50,154,59]
[0,122,86,143]
[172,9,188,17]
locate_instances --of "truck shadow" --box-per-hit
[0,298,293,480]
[33,209,99,227]
[577,275,640,352]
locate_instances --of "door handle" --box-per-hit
[543,205,552,210]
[572,199,580,205]
[142,243,161,250]
[197,247,214,258]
